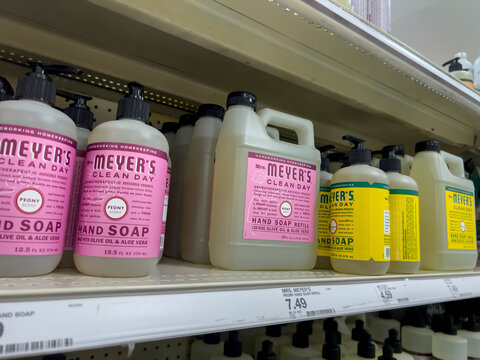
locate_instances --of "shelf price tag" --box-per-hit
[374,282,410,306]
[443,278,460,298]
[280,286,335,319]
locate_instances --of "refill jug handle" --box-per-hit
[258,108,315,147]
[440,151,465,178]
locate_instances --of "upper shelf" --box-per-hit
[0,0,479,152]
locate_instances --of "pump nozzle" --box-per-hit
[0,76,14,101]
[257,340,276,360]
[442,57,463,72]
[378,344,395,360]
[116,81,150,123]
[56,89,94,130]
[342,135,371,165]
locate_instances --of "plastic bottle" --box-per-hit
[344,320,371,352]
[180,104,225,264]
[164,113,197,259]
[370,312,400,344]
[213,331,253,360]
[327,152,346,173]
[0,62,81,276]
[402,308,433,360]
[330,136,390,275]
[191,333,224,360]
[258,340,277,360]
[410,140,478,270]
[316,145,334,269]
[442,58,474,88]
[377,345,395,360]
[345,333,377,359]
[381,145,413,176]
[457,315,480,360]
[56,90,94,268]
[209,91,320,270]
[309,331,342,360]
[473,50,480,91]
[281,324,322,360]
[254,325,289,357]
[0,76,14,101]
[454,52,472,72]
[379,150,420,274]
[432,314,468,360]
[74,82,169,277]
[161,122,178,150]
[240,327,265,356]
[382,329,413,360]
[267,126,280,140]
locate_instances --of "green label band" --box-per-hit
[445,186,473,196]
[390,189,419,196]
[331,181,389,190]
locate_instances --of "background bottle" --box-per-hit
[431,314,468,360]
[74,82,169,277]
[191,333,224,360]
[457,315,480,360]
[161,122,179,150]
[180,104,224,264]
[402,307,434,360]
[254,325,289,357]
[281,323,321,360]
[212,331,253,360]
[57,90,94,268]
[0,62,80,276]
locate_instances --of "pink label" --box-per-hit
[0,124,76,255]
[244,152,316,242]
[75,142,168,258]
[64,150,87,250]
[160,167,171,250]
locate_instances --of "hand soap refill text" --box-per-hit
[330,136,390,275]
[0,62,81,277]
[74,82,169,277]
[209,91,320,270]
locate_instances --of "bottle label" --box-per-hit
[160,167,171,251]
[75,142,168,258]
[445,186,476,250]
[317,186,331,256]
[64,150,87,250]
[243,152,316,242]
[330,182,390,261]
[390,189,420,262]
[0,124,76,255]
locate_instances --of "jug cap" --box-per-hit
[224,330,242,357]
[442,314,458,336]
[227,91,257,110]
[322,331,341,360]
[179,113,198,127]
[357,332,376,358]
[384,329,402,353]
[116,81,150,123]
[161,122,179,134]
[292,323,310,348]
[198,103,225,120]
[257,340,276,360]
[380,150,401,173]
[415,140,440,153]
[352,320,366,341]
[204,333,221,345]
[343,135,371,165]
[266,325,282,337]
[378,344,396,360]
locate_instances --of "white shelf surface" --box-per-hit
[1,258,480,358]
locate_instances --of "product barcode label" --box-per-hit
[306,308,336,317]
[0,338,73,355]
[384,210,390,234]
[397,297,410,303]
[384,246,390,260]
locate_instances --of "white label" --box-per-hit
[384,210,390,234]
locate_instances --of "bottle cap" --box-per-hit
[292,323,310,348]
[322,332,341,360]
[378,344,395,360]
[0,76,14,101]
[203,333,221,345]
[380,150,401,173]
[198,103,225,120]
[298,320,313,335]
[57,89,94,130]
[319,145,335,172]
[16,62,82,106]
[343,135,371,165]
[442,314,458,335]
[382,145,405,157]
[266,325,282,337]
[257,340,276,360]
[116,82,150,123]
[385,329,402,353]
[357,332,376,358]
[442,57,464,71]
[161,122,179,134]
[226,91,257,110]
[415,140,440,153]
[178,113,198,127]
[352,320,365,341]
[224,330,242,357]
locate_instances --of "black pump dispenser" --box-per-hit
[161,122,179,134]
[322,330,341,360]
[266,325,282,337]
[0,76,14,101]
[442,314,458,336]
[343,135,371,165]
[56,89,94,131]
[257,340,276,360]
[357,332,376,359]
[378,344,396,360]
[224,331,242,357]
[292,322,310,348]
[352,320,366,341]
[16,62,82,106]
[442,57,464,72]
[226,91,257,110]
[319,145,335,172]
[384,329,402,353]
[380,150,401,173]
[203,332,221,345]
[198,103,225,120]
[116,81,150,123]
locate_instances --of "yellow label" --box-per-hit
[330,182,390,262]
[445,186,476,250]
[317,187,331,256]
[390,190,420,262]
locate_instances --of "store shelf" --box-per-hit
[0,0,479,152]
[1,258,480,358]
